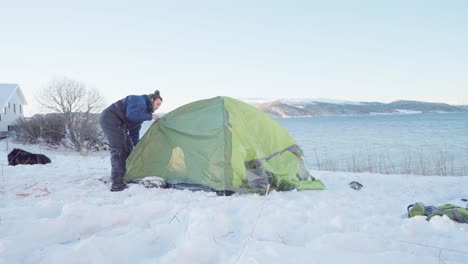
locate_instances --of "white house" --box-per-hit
[0,83,28,132]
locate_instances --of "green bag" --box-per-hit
[407,202,468,224]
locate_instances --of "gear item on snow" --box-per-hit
[349,181,363,190]
[8,148,51,166]
[138,176,166,188]
[407,202,468,224]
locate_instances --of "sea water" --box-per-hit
[277,112,468,176]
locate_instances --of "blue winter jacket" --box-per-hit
[123,95,153,145]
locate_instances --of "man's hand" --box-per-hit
[152,113,159,121]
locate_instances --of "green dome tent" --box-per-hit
[125,96,324,193]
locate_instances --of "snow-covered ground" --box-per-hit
[1,142,467,264]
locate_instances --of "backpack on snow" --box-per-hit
[407,202,468,224]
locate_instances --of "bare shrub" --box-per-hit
[41,113,66,145]
[13,114,66,145]
[13,117,42,143]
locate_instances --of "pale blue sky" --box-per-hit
[1,0,467,115]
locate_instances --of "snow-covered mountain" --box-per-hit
[242,98,468,118]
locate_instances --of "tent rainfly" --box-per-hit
[125,96,324,193]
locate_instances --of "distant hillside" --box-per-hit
[243,98,468,118]
[458,105,468,111]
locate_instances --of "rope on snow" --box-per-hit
[236,184,270,264]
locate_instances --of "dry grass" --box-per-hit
[311,148,467,176]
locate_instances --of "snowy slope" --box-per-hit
[1,141,467,264]
[242,98,363,106]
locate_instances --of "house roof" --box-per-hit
[0,83,28,108]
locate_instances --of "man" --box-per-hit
[100,90,163,191]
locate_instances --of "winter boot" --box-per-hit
[111,176,128,192]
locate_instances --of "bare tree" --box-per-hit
[37,77,105,151]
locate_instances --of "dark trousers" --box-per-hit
[100,109,134,180]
